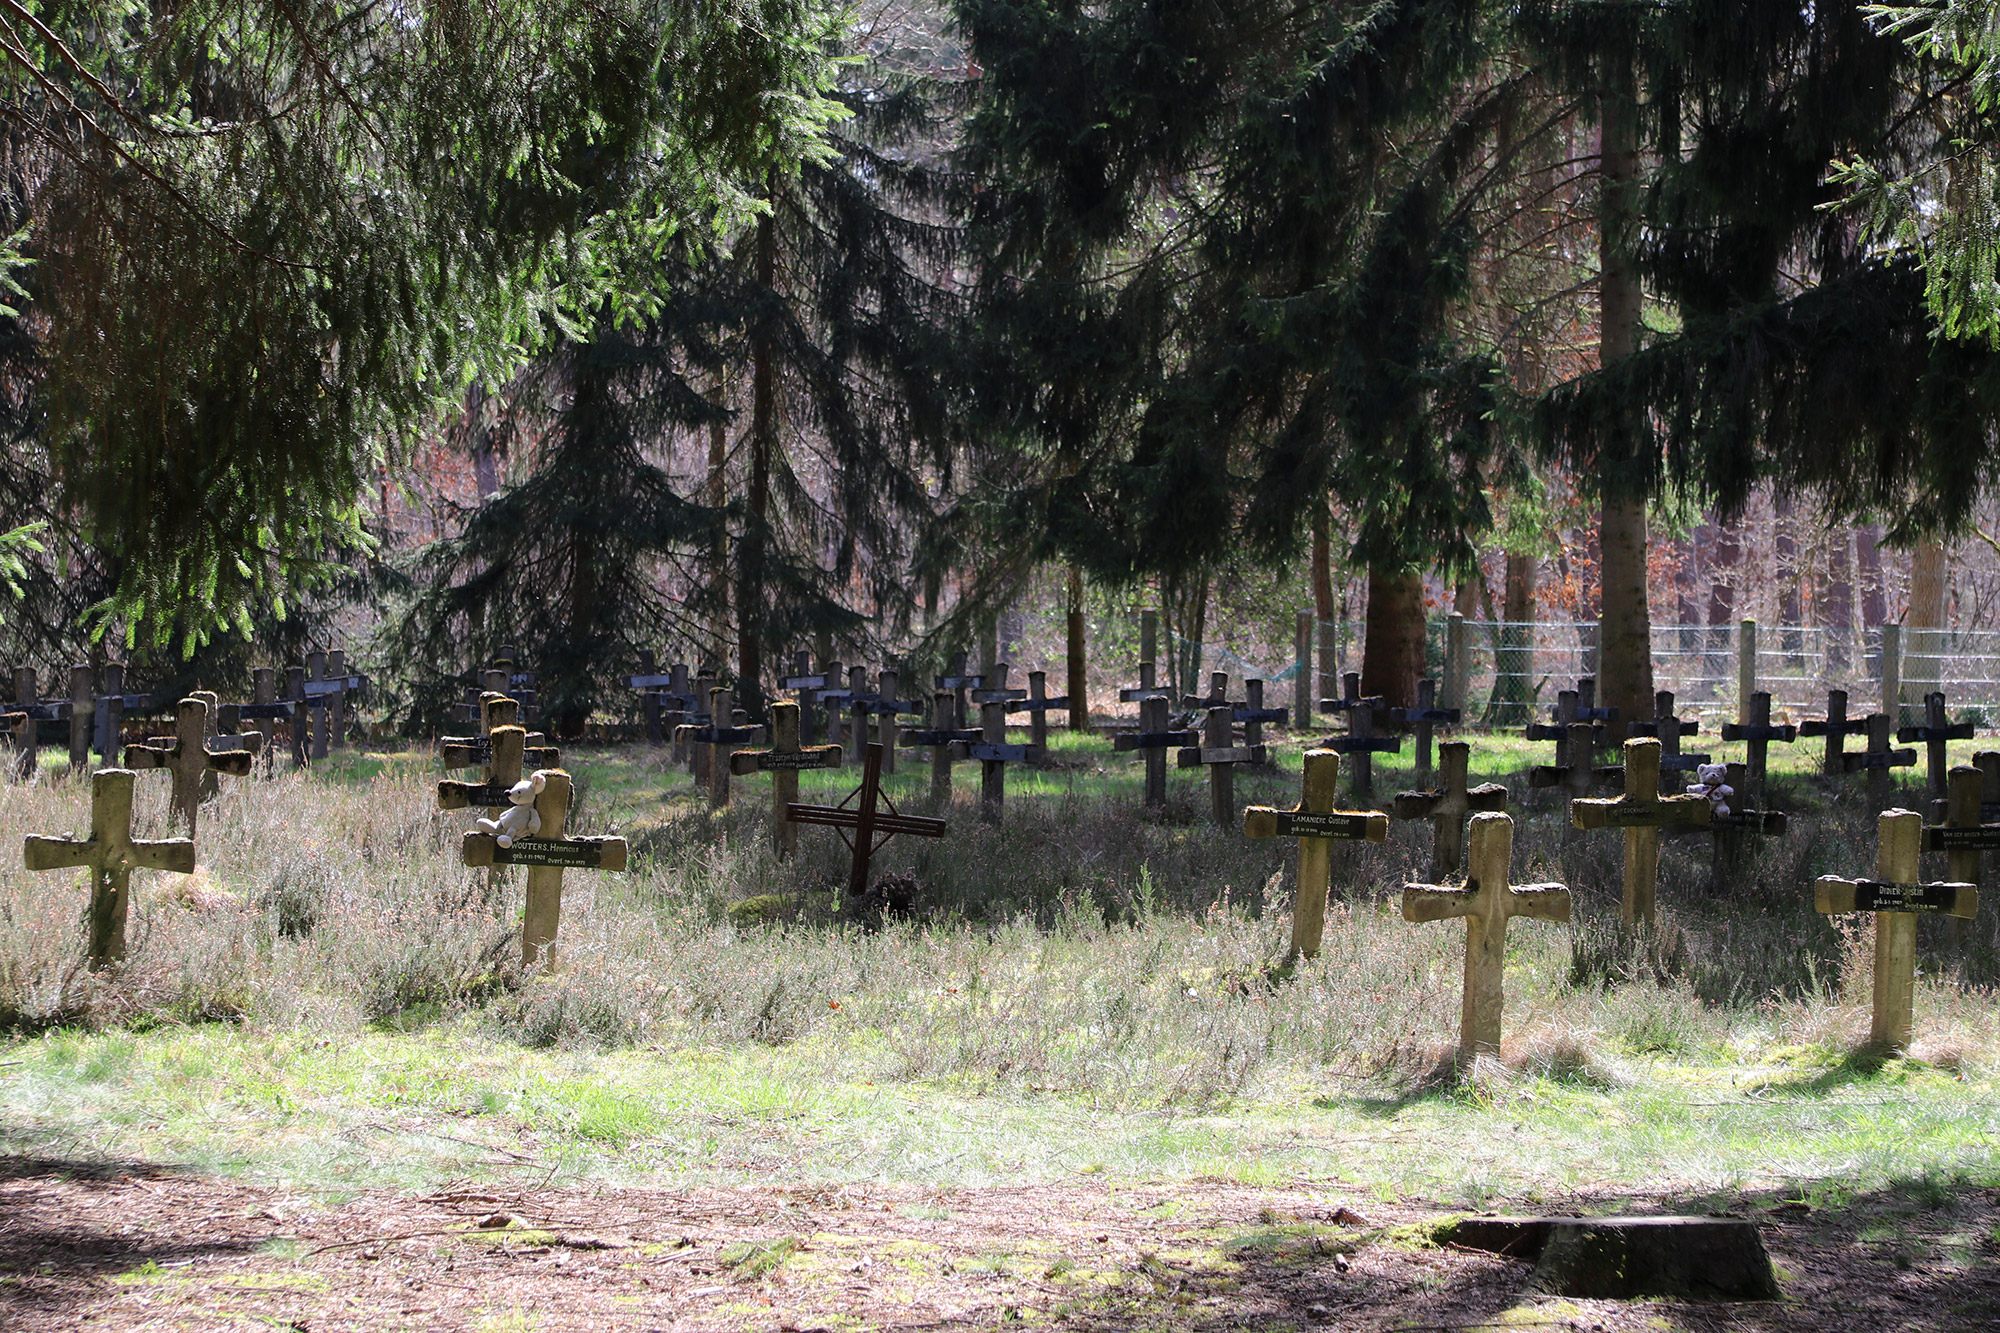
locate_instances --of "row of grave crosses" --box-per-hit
[2,652,367,782]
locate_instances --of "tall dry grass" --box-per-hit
[1,755,1995,1104]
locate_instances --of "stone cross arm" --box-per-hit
[1814,876,1976,918]
[1177,743,1267,768]
[1401,879,1572,925]
[1570,793,1711,831]
[1392,783,1508,820]
[25,831,195,875]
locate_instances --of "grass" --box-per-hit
[2,726,1999,1209]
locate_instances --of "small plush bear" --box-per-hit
[1687,762,1733,816]
[476,770,547,847]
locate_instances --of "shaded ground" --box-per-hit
[3,1155,1995,1332]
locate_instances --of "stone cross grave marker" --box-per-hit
[24,768,196,966]
[971,665,1035,824]
[1392,739,1509,878]
[935,652,982,730]
[1841,713,1917,806]
[236,668,285,774]
[1897,691,1973,801]
[788,742,948,903]
[1009,669,1074,754]
[1626,690,1706,784]
[781,651,827,748]
[1930,766,2000,939]
[1114,694,1200,807]
[1389,677,1459,785]
[122,696,255,838]
[900,690,979,806]
[1319,672,1401,799]
[626,651,697,747]
[67,665,91,770]
[1245,749,1387,958]
[1571,738,1712,928]
[1800,688,1869,777]
[1719,690,1797,802]
[8,667,74,780]
[731,701,842,856]
[1235,679,1287,755]
[1816,808,1976,1050]
[816,660,852,751]
[85,663,163,764]
[463,768,628,968]
[672,669,718,775]
[195,689,263,800]
[439,697,559,814]
[1402,812,1572,1063]
[1179,696,1267,829]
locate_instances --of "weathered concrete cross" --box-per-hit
[1402,813,1572,1063]
[1392,739,1508,878]
[1179,695,1267,829]
[731,701,842,856]
[1571,738,1712,928]
[123,696,255,838]
[1815,808,1976,1050]
[1389,677,1460,786]
[462,768,628,968]
[1245,749,1387,958]
[24,768,195,966]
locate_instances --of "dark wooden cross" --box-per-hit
[123,696,255,838]
[731,701,842,856]
[439,696,559,814]
[816,660,852,750]
[627,651,697,747]
[936,652,983,730]
[25,767,196,967]
[85,663,161,765]
[1841,713,1917,806]
[687,686,762,808]
[462,768,628,968]
[1179,700,1267,829]
[1319,672,1400,799]
[841,666,880,755]
[1114,694,1200,807]
[857,668,922,775]
[1625,690,1707,786]
[1720,690,1797,801]
[1234,678,1287,755]
[1526,686,1614,771]
[1008,669,1074,753]
[1392,739,1508,878]
[788,742,948,903]
[1800,688,1869,778]
[1529,721,1625,806]
[1816,808,1976,1050]
[1245,749,1387,957]
[1389,676,1459,785]
[66,665,91,770]
[8,667,73,781]
[1897,690,1973,801]
[1181,670,1235,713]
[900,689,979,806]
[970,666,1035,824]
[1402,813,1572,1063]
[1572,738,1713,928]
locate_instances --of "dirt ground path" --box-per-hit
[2,1155,1995,1332]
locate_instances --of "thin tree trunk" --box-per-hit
[706,372,730,670]
[1858,525,1887,628]
[1821,524,1853,669]
[1312,500,1335,623]
[737,199,777,714]
[1066,564,1089,731]
[1360,565,1425,709]
[1908,537,1947,698]
[1497,550,1537,724]
[1595,45,1655,729]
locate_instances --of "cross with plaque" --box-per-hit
[1008,669,1074,753]
[1800,688,1869,778]
[439,695,559,821]
[788,742,948,903]
[24,768,196,967]
[781,651,828,748]
[1389,677,1459,785]
[1626,690,1706,784]
[1841,713,1917,805]
[1720,690,1797,801]
[1816,808,1976,1050]
[122,696,255,839]
[731,701,842,855]
[462,768,628,968]
[1180,697,1266,829]
[971,666,1035,824]
[1402,812,1572,1063]
[1930,767,2000,920]
[1392,739,1509,878]
[1897,691,1974,800]
[1571,738,1712,928]
[687,686,761,808]
[1319,672,1400,799]
[1245,749,1387,958]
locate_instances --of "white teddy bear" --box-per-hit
[1687,762,1733,816]
[476,770,547,847]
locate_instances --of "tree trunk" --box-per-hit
[1775,492,1803,660]
[1858,524,1887,628]
[1066,563,1089,731]
[706,372,730,669]
[737,200,777,714]
[1496,550,1537,724]
[1821,525,1853,669]
[1360,565,1425,709]
[1312,499,1335,623]
[1595,45,1655,730]
[1907,537,1948,699]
